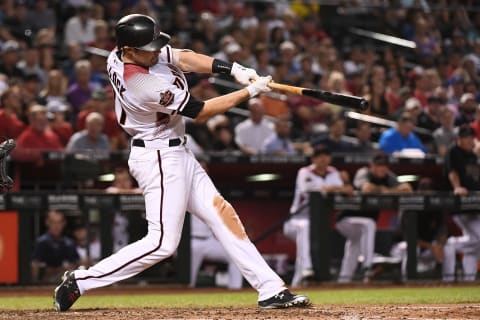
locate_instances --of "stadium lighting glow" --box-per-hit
[246,173,281,182]
[397,175,419,183]
[98,173,115,182]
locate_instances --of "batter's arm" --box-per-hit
[177,50,259,85]
[195,89,250,123]
[195,76,271,123]
[177,51,214,73]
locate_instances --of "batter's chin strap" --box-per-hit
[0,139,16,192]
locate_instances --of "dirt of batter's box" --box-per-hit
[1,304,479,320]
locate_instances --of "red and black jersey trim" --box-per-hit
[75,151,165,282]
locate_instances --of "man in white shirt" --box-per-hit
[63,4,95,46]
[235,98,274,155]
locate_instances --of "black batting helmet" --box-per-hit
[115,14,170,51]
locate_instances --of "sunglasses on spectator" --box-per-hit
[400,117,413,122]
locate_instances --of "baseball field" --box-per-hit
[0,284,479,319]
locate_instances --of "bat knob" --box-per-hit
[359,99,369,111]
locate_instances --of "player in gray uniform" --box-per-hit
[54,14,310,311]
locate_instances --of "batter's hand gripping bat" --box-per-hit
[267,82,369,111]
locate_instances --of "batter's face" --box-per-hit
[123,47,160,68]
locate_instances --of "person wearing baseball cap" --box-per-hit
[335,150,412,283]
[284,144,353,287]
[443,124,480,282]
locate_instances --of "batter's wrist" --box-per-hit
[212,59,233,74]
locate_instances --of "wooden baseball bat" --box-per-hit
[267,82,369,111]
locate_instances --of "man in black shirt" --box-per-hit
[31,210,79,283]
[335,151,412,283]
[443,125,480,282]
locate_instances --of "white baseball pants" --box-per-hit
[335,216,376,283]
[283,217,312,287]
[443,214,480,282]
[74,146,286,301]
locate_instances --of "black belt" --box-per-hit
[132,137,186,148]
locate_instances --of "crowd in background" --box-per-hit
[1,0,480,161]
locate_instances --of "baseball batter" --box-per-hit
[54,14,309,311]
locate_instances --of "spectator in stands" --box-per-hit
[76,87,126,149]
[87,19,114,51]
[208,117,238,152]
[390,177,447,281]
[67,59,98,121]
[2,0,33,44]
[72,221,101,268]
[443,125,480,282]
[46,100,73,147]
[20,72,42,106]
[279,41,301,85]
[0,87,26,140]
[311,113,356,153]
[261,116,297,155]
[0,40,24,81]
[352,122,377,152]
[63,3,95,47]
[447,74,465,108]
[190,214,243,289]
[33,28,56,73]
[336,151,412,283]
[410,67,430,108]
[12,104,63,166]
[384,73,403,114]
[455,93,477,126]
[234,98,274,155]
[365,79,389,118]
[417,95,443,132]
[284,145,353,287]
[31,210,79,283]
[28,0,56,33]
[470,104,480,141]
[62,43,85,83]
[433,106,457,156]
[37,69,69,107]
[17,45,47,88]
[379,112,427,155]
[66,112,110,155]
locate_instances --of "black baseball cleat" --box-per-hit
[258,289,311,309]
[53,271,81,311]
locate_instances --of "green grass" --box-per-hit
[0,286,479,310]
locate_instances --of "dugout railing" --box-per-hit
[0,192,478,285]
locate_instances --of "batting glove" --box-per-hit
[231,62,259,85]
[246,75,272,97]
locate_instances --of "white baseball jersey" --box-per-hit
[289,164,343,217]
[106,45,200,141]
[74,45,287,302]
[284,164,343,287]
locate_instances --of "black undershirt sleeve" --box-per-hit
[179,95,205,118]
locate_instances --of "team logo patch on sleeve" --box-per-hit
[159,90,175,107]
